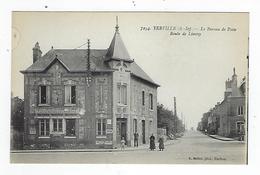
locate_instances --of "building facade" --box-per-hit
[21,24,159,149]
[218,70,246,138]
[199,68,246,139]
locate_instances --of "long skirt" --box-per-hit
[159,141,164,150]
[150,140,155,150]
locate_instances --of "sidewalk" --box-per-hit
[207,134,245,143]
[11,139,176,153]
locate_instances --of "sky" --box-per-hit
[11,12,248,128]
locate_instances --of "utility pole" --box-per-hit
[174,97,177,116]
[181,112,184,132]
[84,39,91,116]
[86,39,91,87]
[184,115,186,131]
[174,97,177,134]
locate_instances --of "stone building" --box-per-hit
[21,23,159,149]
[200,68,246,139]
[217,69,246,138]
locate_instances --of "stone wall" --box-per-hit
[23,60,113,149]
[130,76,158,145]
[217,96,245,137]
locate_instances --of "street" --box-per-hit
[10,131,246,164]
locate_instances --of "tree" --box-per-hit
[157,103,185,136]
[11,96,24,149]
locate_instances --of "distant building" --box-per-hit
[199,68,246,139]
[218,68,245,138]
[21,22,159,149]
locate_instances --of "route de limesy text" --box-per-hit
[139,26,237,37]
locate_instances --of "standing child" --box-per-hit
[121,137,126,150]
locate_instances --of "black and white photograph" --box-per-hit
[10,12,248,164]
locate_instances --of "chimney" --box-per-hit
[174,97,177,116]
[33,42,42,63]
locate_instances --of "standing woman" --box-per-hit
[149,134,156,151]
[158,136,164,151]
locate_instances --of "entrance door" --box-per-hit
[116,118,127,145]
[142,120,145,144]
[121,122,127,141]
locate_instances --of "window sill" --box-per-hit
[51,132,64,135]
[64,136,76,138]
[64,104,76,107]
[38,104,50,107]
[38,136,50,139]
[117,103,127,107]
[96,135,107,139]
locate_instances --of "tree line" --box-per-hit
[157,103,185,138]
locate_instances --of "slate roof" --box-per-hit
[105,31,133,63]
[22,49,159,87]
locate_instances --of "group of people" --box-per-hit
[149,134,164,151]
[120,133,165,151]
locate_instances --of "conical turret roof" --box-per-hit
[105,24,133,62]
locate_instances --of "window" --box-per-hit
[121,84,127,105]
[133,119,137,133]
[53,119,63,132]
[39,86,50,105]
[149,121,153,135]
[142,90,145,106]
[65,85,76,105]
[99,84,104,108]
[39,119,50,136]
[97,118,106,136]
[117,84,121,104]
[117,83,127,105]
[236,121,245,134]
[238,106,244,115]
[66,119,76,136]
[149,93,153,110]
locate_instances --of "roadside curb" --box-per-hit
[207,134,238,142]
[11,139,177,154]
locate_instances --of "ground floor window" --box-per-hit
[97,118,106,136]
[39,119,50,136]
[66,119,76,136]
[53,119,63,132]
